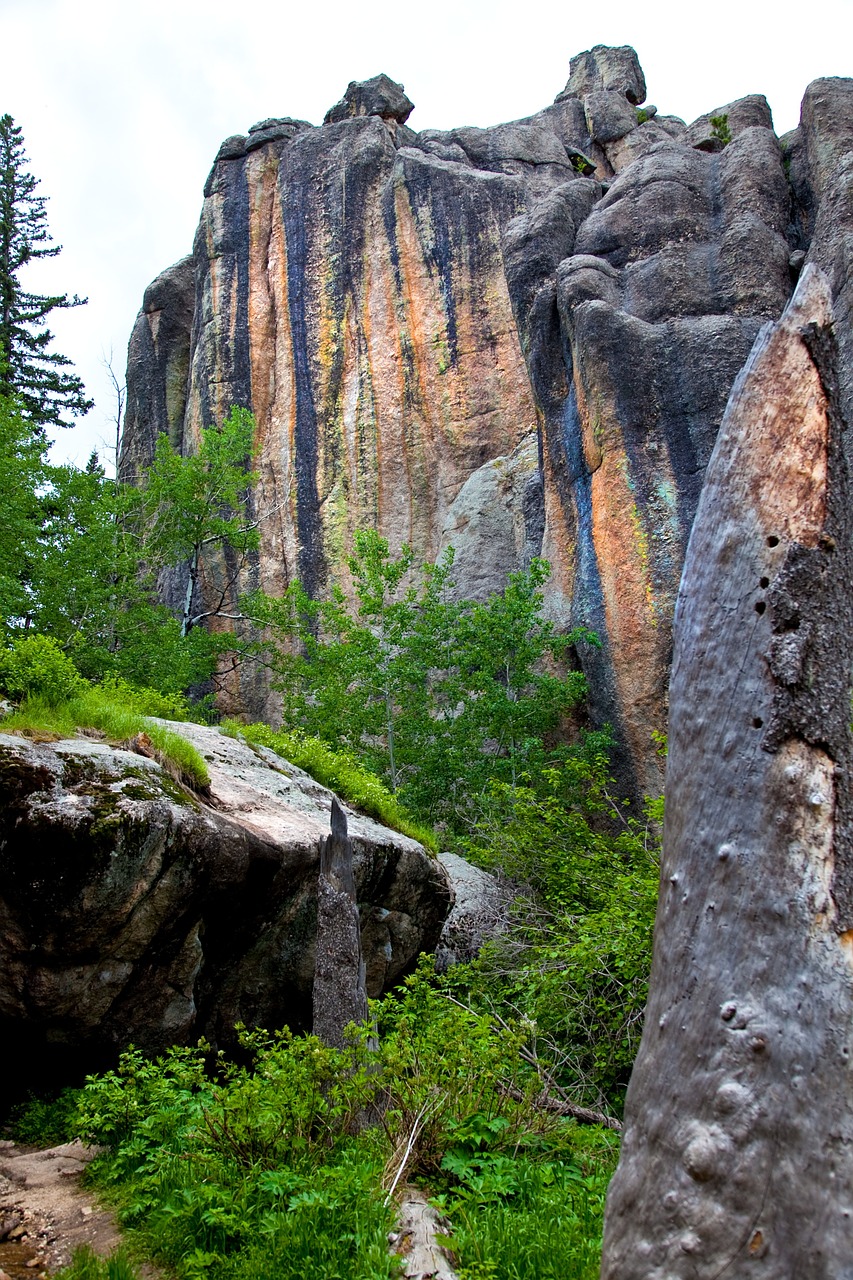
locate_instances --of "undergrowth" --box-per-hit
[56,1245,140,1280]
[6,1085,81,1147]
[225,720,438,852]
[59,965,616,1279]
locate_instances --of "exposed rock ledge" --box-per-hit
[0,723,452,1081]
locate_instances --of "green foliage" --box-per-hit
[710,113,732,146]
[253,532,595,829]
[439,1118,616,1280]
[458,754,660,1110]
[0,632,85,703]
[0,403,259,697]
[635,107,650,125]
[226,720,438,851]
[7,1085,81,1146]
[1,678,210,790]
[0,394,49,621]
[0,115,92,430]
[55,1246,141,1280]
[67,969,616,1278]
[139,407,259,639]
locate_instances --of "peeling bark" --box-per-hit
[600,265,853,1278]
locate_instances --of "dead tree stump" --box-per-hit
[312,797,370,1048]
[601,265,853,1277]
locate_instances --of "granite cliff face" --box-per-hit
[123,47,853,795]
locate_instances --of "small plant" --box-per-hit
[54,1245,141,1280]
[710,113,732,146]
[636,107,650,125]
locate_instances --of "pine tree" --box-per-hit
[0,114,92,430]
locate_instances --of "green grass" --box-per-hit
[225,721,438,853]
[445,1152,615,1279]
[54,1245,142,1280]
[1,686,210,790]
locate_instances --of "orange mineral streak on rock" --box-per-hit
[368,184,415,549]
[246,146,280,445]
[713,287,832,552]
[590,449,661,781]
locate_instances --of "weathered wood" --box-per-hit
[601,266,853,1277]
[312,797,370,1048]
[391,1187,458,1280]
[499,1084,621,1132]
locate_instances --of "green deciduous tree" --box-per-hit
[138,407,260,638]
[0,401,260,697]
[252,530,595,827]
[0,115,91,430]
[0,393,49,623]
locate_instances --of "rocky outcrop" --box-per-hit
[434,851,508,973]
[122,47,853,795]
[601,267,853,1276]
[0,724,450,1083]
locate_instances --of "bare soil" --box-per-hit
[0,1140,157,1279]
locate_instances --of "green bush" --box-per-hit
[67,968,617,1278]
[0,633,85,704]
[7,1086,81,1146]
[456,743,661,1112]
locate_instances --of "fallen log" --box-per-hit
[499,1084,621,1132]
[600,265,853,1275]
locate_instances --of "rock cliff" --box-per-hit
[0,723,450,1086]
[122,47,853,796]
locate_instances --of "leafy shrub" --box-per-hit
[456,742,661,1112]
[7,1086,81,1146]
[0,633,85,704]
[66,967,616,1278]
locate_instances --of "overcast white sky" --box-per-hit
[4,0,852,468]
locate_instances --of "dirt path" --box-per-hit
[0,1139,155,1279]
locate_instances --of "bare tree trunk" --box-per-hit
[601,266,853,1277]
[312,797,370,1048]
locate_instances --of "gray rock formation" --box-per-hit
[601,267,853,1275]
[121,49,853,798]
[0,723,451,1079]
[324,74,414,125]
[434,851,508,973]
[312,797,370,1048]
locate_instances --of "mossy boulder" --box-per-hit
[0,724,451,1083]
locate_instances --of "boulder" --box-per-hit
[687,94,773,151]
[434,852,508,972]
[324,74,414,125]
[0,723,451,1081]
